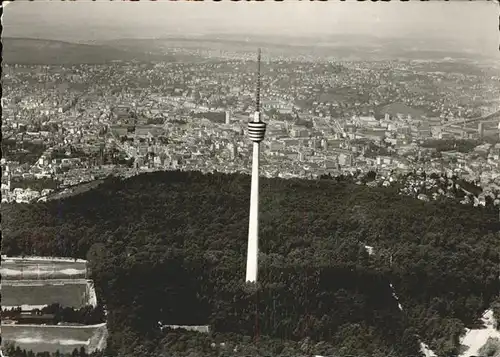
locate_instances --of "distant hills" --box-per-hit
[3,36,495,65]
[97,35,497,62]
[3,37,169,65]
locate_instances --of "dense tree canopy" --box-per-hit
[2,139,46,165]
[3,343,94,357]
[421,139,480,153]
[2,170,499,357]
[2,303,105,325]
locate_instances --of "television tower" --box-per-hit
[245,48,266,283]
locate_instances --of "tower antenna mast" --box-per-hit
[256,48,261,113]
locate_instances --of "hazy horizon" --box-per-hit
[3,1,499,56]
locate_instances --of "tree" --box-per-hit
[2,170,499,357]
[79,346,87,357]
[365,170,377,182]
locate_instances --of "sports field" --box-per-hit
[1,256,105,354]
[2,280,89,308]
[1,257,87,280]
[2,323,106,354]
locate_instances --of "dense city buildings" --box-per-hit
[2,48,500,207]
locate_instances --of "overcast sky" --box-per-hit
[3,1,498,50]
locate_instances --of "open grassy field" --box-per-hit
[2,280,89,308]
[2,324,105,354]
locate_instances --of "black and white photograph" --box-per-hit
[1,1,500,357]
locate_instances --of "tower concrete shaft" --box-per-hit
[246,140,261,282]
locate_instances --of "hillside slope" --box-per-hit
[3,37,168,64]
[2,171,499,357]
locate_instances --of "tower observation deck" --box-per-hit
[248,120,267,142]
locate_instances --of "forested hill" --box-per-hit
[3,37,170,65]
[2,170,500,357]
